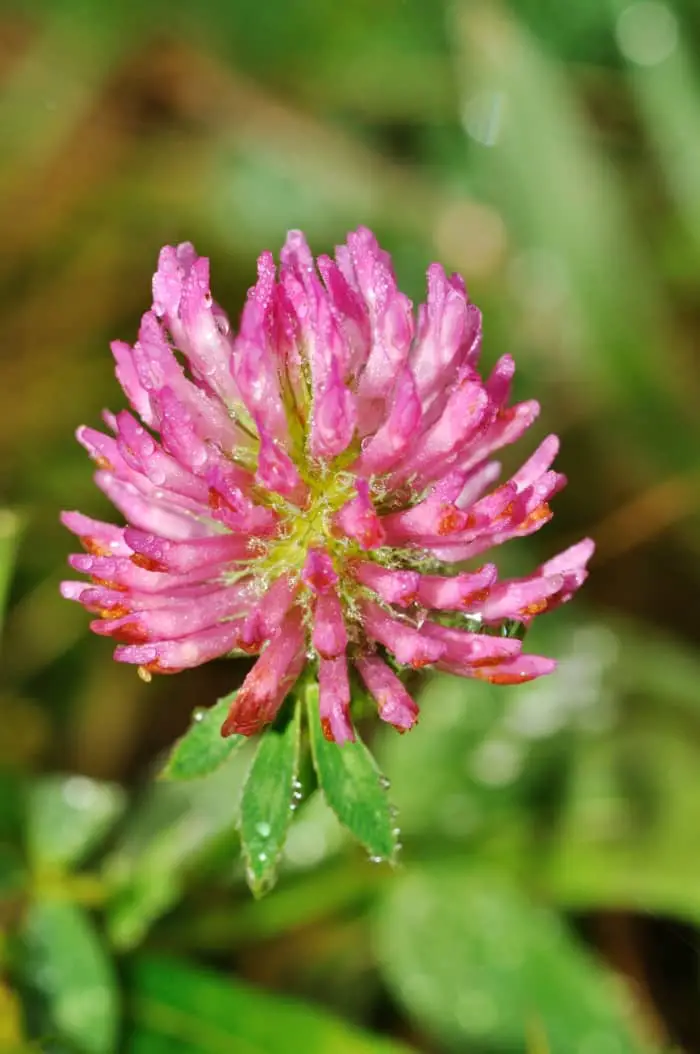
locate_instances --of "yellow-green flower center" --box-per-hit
[257,469,359,582]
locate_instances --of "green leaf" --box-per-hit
[127,954,414,1054]
[160,693,246,781]
[0,976,25,1048]
[0,509,22,633]
[103,747,253,950]
[373,866,649,1054]
[239,703,302,897]
[20,901,118,1054]
[26,775,126,871]
[306,684,398,864]
[0,844,26,904]
[542,714,700,927]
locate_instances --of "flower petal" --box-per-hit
[221,608,306,736]
[355,655,419,732]
[319,656,355,744]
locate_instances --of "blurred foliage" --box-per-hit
[2,0,700,1050]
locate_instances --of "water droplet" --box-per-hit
[150,468,166,486]
[192,708,207,723]
[255,821,271,838]
[470,739,523,786]
[378,775,391,790]
[368,854,384,864]
[257,851,268,863]
[62,776,100,809]
[462,90,506,147]
[616,1,677,67]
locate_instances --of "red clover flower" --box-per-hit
[61,228,593,743]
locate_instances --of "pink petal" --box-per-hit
[479,573,565,622]
[317,254,370,378]
[310,358,357,459]
[114,411,210,504]
[255,424,307,503]
[472,654,558,685]
[301,548,338,594]
[221,608,306,736]
[357,367,422,475]
[360,602,444,668]
[355,655,419,732]
[111,340,155,427]
[421,621,522,672]
[334,480,385,550]
[123,528,255,574]
[319,656,355,744]
[60,512,131,557]
[410,264,481,406]
[381,497,471,545]
[67,553,219,593]
[312,592,347,659]
[354,562,420,607]
[416,564,497,610]
[95,473,213,542]
[392,378,490,483]
[115,621,243,672]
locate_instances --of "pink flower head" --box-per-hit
[61,229,593,745]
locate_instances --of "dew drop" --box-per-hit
[192,708,207,723]
[257,851,268,863]
[150,468,166,486]
[368,854,384,864]
[378,775,391,790]
[255,821,271,838]
[62,776,100,809]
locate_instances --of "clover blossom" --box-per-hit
[61,228,592,743]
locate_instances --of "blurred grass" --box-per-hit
[3,0,700,1050]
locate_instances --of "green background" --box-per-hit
[2,0,700,1049]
